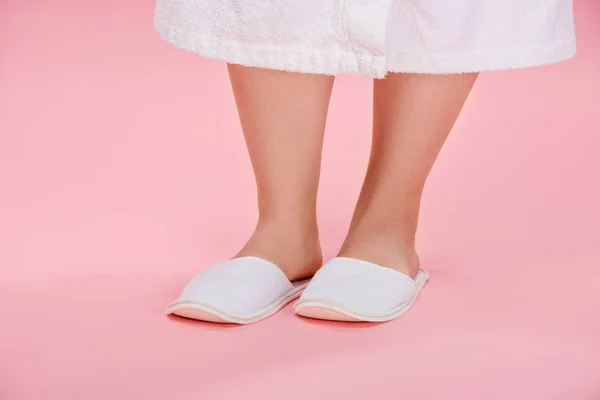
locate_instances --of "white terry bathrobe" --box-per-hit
[154,0,576,78]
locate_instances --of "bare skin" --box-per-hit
[230,65,333,280]
[230,64,477,281]
[339,72,478,277]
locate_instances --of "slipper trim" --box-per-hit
[294,264,429,322]
[166,255,310,324]
[168,278,310,324]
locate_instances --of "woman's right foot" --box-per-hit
[234,217,322,282]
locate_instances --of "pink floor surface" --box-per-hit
[2,1,600,399]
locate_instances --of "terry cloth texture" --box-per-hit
[154,0,576,78]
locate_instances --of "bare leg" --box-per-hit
[228,65,334,281]
[339,72,478,277]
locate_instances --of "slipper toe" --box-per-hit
[167,256,301,324]
[294,257,428,322]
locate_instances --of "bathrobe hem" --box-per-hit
[154,16,576,78]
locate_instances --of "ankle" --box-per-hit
[255,214,319,244]
[338,243,419,277]
[258,208,317,229]
[237,215,323,281]
[347,218,417,246]
[339,226,420,277]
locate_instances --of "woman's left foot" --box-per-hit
[293,254,428,322]
[293,230,428,322]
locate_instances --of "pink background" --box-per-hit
[1,0,599,399]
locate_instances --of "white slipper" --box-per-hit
[293,257,429,322]
[166,256,310,324]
